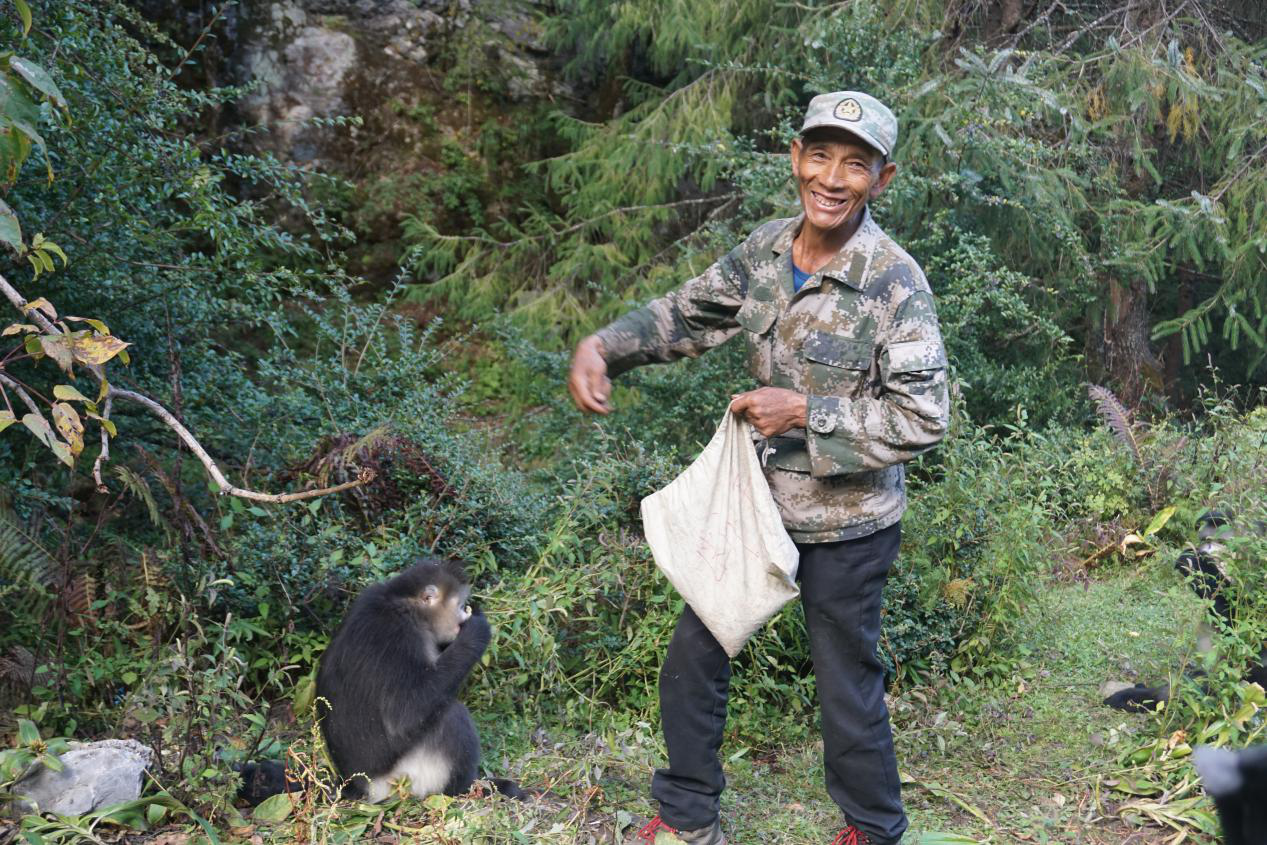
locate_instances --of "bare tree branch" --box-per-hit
[0,270,375,502]
[1055,0,1140,55]
[92,393,111,493]
[110,387,374,502]
[1007,0,1067,50]
[0,371,43,417]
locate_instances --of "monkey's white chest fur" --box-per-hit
[366,746,452,803]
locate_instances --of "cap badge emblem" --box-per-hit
[833,98,862,122]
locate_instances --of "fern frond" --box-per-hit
[0,507,57,590]
[139,548,170,593]
[0,645,35,687]
[0,506,57,618]
[1088,384,1142,465]
[62,574,97,624]
[113,465,162,527]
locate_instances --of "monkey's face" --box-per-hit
[417,583,473,644]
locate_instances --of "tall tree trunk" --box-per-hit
[1089,278,1164,407]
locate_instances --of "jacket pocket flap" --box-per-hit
[760,441,811,473]
[736,297,778,335]
[803,332,871,369]
[885,340,948,373]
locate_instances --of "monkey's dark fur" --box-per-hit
[1193,744,1267,845]
[235,760,302,806]
[315,558,520,801]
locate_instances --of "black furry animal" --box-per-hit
[235,759,303,806]
[1193,745,1267,845]
[1106,511,1267,712]
[315,558,520,802]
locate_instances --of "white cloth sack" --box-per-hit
[640,409,800,657]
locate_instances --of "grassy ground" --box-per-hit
[1,564,1209,845]
[890,565,1207,844]
[258,562,1210,845]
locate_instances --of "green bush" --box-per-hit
[203,290,549,619]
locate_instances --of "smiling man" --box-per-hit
[568,91,950,845]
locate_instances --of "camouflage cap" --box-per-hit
[799,91,897,158]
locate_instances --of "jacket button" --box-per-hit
[809,407,836,435]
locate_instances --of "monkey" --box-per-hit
[235,759,303,806]
[315,558,521,802]
[1106,511,1267,712]
[1192,744,1267,845]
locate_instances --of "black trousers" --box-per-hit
[650,522,906,844]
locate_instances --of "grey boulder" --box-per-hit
[10,739,153,817]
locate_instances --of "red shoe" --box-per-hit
[831,826,871,845]
[635,817,679,842]
[632,815,727,844]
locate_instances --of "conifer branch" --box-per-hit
[433,194,742,250]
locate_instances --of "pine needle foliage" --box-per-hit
[403,0,1267,407]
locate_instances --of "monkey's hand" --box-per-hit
[458,608,492,651]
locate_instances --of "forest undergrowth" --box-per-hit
[3,1,1267,843]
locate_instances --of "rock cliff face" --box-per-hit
[141,0,567,170]
[133,0,576,278]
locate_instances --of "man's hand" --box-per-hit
[568,335,612,414]
[730,387,808,437]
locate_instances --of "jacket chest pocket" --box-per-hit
[803,331,873,396]
[736,293,778,383]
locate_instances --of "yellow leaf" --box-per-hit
[2,323,39,336]
[38,334,74,372]
[51,402,84,457]
[21,412,73,466]
[65,316,110,335]
[1118,533,1147,558]
[70,334,131,366]
[1086,85,1106,121]
[1230,700,1258,728]
[1166,103,1182,143]
[1245,682,1265,705]
[1144,505,1176,537]
[51,439,73,467]
[85,412,116,437]
[53,384,90,402]
[0,410,15,432]
[22,296,56,319]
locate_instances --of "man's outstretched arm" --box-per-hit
[566,242,752,411]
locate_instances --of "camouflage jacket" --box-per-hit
[596,209,950,543]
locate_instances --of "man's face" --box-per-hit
[790,130,896,235]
